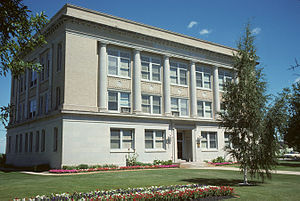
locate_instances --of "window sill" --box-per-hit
[170,83,188,88]
[200,149,219,152]
[196,87,212,92]
[141,79,162,84]
[145,149,166,153]
[108,74,131,80]
[110,149,135,153]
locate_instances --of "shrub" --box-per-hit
[153,159,172,165]
[126,153,138,166]
[76,164,89,169]
[0,154,6,166]
[212,156,225,163]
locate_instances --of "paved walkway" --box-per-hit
[19,166,300,176]
[183,165,300,176]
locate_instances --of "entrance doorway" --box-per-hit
[177,132,184,159]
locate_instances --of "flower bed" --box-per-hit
[49,164,179,174]
[14,184,234,201]
[207,161,238,166]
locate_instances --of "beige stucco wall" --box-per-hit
[64,32,98,111]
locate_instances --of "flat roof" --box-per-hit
[46,4,236,57]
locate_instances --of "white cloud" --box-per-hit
[187,21,197,29]
[251,27,261,35]
[199,29,212,35]
[294,76,300,83]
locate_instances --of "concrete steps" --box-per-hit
[179,162,207,169]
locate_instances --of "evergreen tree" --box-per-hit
[220,23,277,184]
[285,82,300,151]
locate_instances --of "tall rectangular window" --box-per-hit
[40,56,45,81]
[141,56,161,81]
[110,128,134,150]
[196,66,211,89]
[53,127,58,152]
[170,62,187,85]
[145,130,166,150]
[15,135,18,153]
[35,131,40,152]
[19,134,22,153]
[108,49,131,77]
[171,98,189,116]
[29,132,33,152]
[25,133,28,152]
[39,95,44,115]
[201,132,218,149]
[41,129,46,152]
[108,91,130,112]
[57,43,62,72]
[224,132,232,148]
[44,93,49,113]
[46,51,50,78]
[197,101,212,118]
[142,95,161,114]
[219,69,233,91]
[30,70,37,87]
[8,136,12,153]
[29,99,37,118]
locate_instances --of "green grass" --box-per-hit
[0,169,299,201]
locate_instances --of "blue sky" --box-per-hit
[0,0,300,153]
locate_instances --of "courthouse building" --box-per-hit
[6,4,235,168]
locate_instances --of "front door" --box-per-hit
[177,132,184,159]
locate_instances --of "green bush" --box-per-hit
[126,153,138,166]
[76,164,89,169]
[212,156,225,163]
[153,160,172,165]
[135,162,152,166]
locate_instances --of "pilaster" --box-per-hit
[133,49,142,113]
[190,61,197,117]
[163,55,171,115]
[213,66,220,118]
[98,42,108,111]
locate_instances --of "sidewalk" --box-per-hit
[185,164,300,176]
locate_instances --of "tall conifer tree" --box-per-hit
[220,23,277,184]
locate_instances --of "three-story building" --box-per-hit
[6,4,235,168]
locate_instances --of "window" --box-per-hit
[8,136,11,153]
[53,127,58,152]
[25,133,28,152]
[40,56,45,81]
[45,93,49,113]
[141,56,161,81]
[39,96,44,115]
[55,87,61,109]
[170,62,187,85]
[108,91,131,112]
[220,103,225,115]
[197,101,212,118]
[171,98,189,116]
[142,95,161,114]
[35,131,40,152]
[19,134,22,153]
[29,99,37,118]
[30,70,37,87]
[145,130,166,149]
[41,130,45,152]
[219,69,233,91]
[108,49,131,77]
[29,132,33,152]
[196,66,211,89]
[15,135,18,153]
[224,132,232,148]
[201,132,218,149]
[57,43,62,72]
[46,52,50,78]
[110,128,134,150]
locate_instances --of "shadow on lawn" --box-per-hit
[181,178,263,187]
[278,161,300,168]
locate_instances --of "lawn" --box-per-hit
[0,169,299,201]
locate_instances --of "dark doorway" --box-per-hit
[177,132,184,159]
